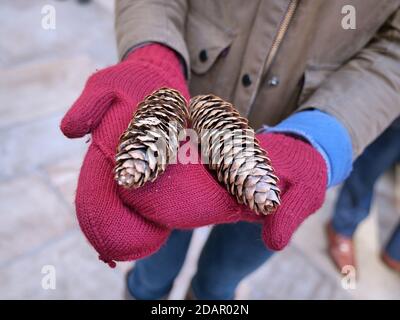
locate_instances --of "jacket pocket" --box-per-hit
[185,11,236,75]
[298,63,340,105]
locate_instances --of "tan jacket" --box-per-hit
[115,0,400,157]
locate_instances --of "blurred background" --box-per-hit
[0,0,399,299]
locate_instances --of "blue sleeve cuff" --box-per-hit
[264,110,353,187]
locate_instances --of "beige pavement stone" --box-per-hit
[0,56,96,129]
[292,183,400,299]
[0,0,116,67]
[168,226,350,300]
[94,0,115,12]
[238,245,350,300]
[1,0,399,301]
[43,155,84,209]
[0,231,123,299]
[0,174,76,265]
[0,114,87,179]
[375,173,400,246]
[353,207,400,299]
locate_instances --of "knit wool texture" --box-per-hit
[61,44,327,267]
[61,44,189,266]
[118,133,327,246]
[257,133,327,249]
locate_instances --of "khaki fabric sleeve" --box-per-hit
[299,8,400,157]
[115,0,189,75]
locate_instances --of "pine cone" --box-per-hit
[115,88,188,188]
[190,94,281,215]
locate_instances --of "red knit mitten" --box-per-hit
[118,132,327,251]
[257,133,327,249]
[62,44,327,265]
[61,44,189,266]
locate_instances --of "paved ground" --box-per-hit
[0,0,399,300]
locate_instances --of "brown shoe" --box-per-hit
[184,286,197,300]
[326,222,357,272]
[381,252,400,273]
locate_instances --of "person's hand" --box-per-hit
[118,132,327,251]
[257,133,327,249]
[60,44,190,266]
[62,43,326,265]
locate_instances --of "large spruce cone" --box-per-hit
[190,94,281,215]
[115,88,188,188]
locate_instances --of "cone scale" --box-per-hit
[114,88,188,188]
[190,94,281,215]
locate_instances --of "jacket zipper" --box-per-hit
[248,0,298,107]
[264,0,298,72]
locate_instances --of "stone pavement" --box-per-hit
[0,0,399,300]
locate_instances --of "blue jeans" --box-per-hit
[127,222,274,299]
[332,123,400,261]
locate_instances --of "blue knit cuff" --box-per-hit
[264,110,353,187]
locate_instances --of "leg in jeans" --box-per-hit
[127,229,193,299]
[192,221,274,300]
[332,125,400,237]
[385,222,400,262]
